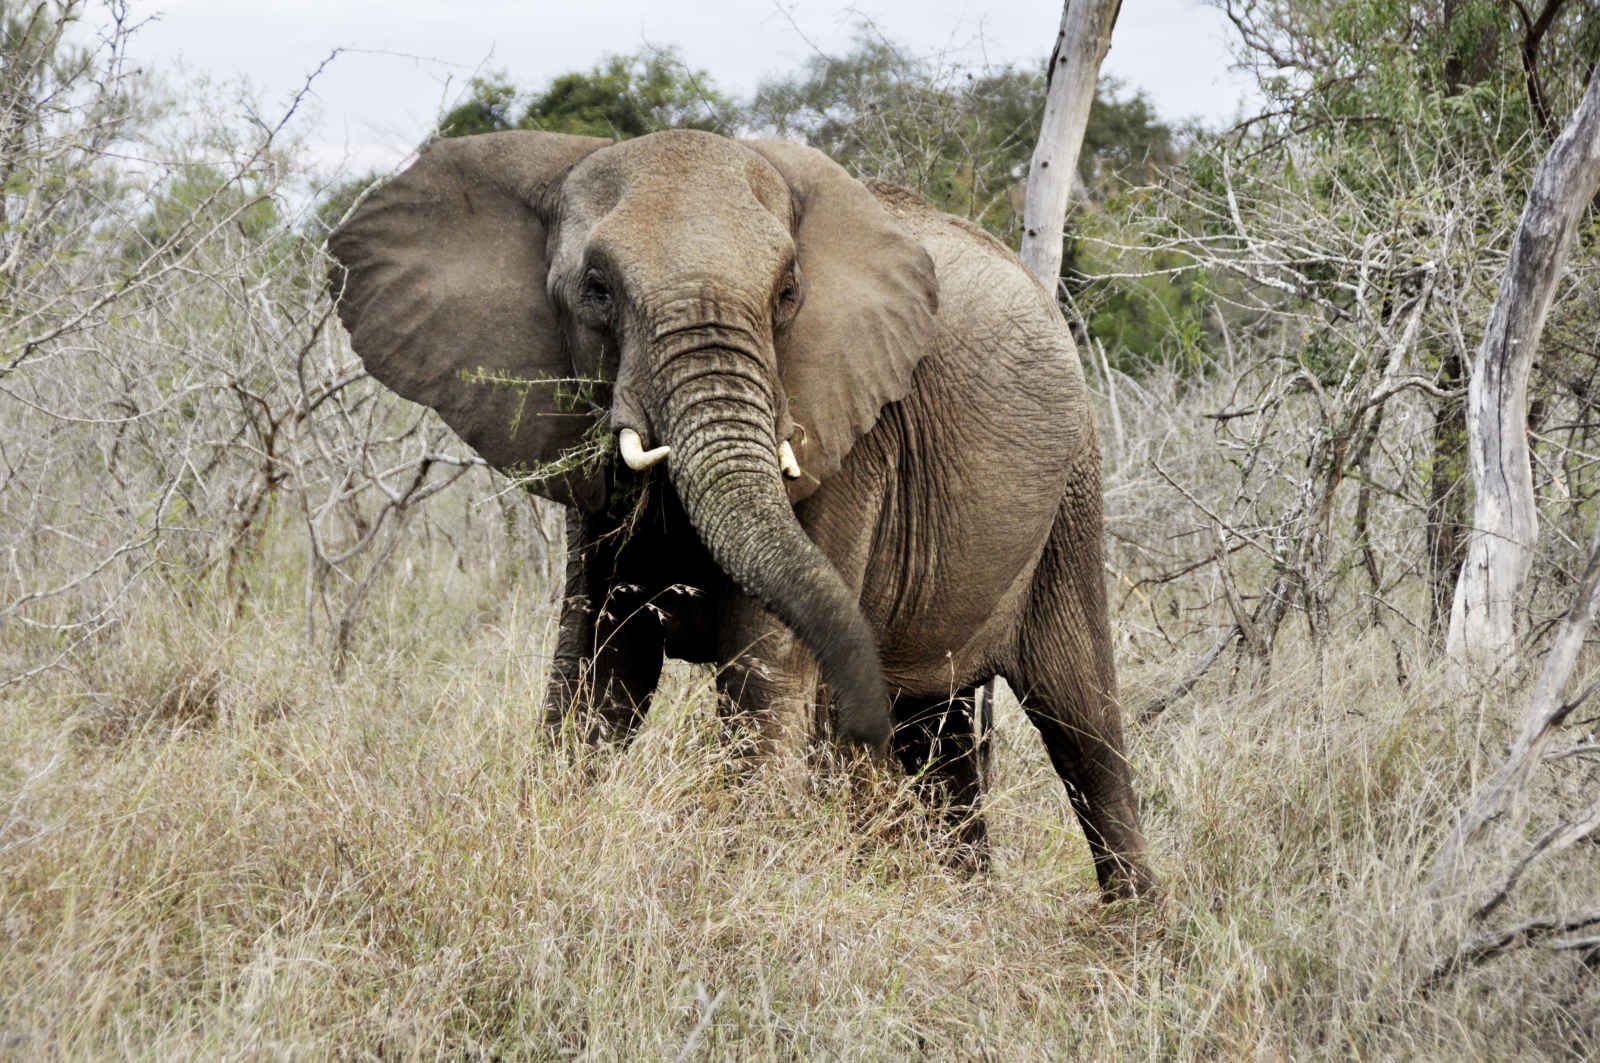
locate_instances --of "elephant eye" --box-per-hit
[774,268,801,324]
[580,270,613,311]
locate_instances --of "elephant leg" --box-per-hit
[716,594,820,765]
[544,509,595,729]
[544,508,664,743]
[891,686,991,871]
[1010,488,1155,900]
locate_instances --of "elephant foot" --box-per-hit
[1095,852,1159,903]
[542,661,652,748]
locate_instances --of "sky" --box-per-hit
[125,1,1258,175]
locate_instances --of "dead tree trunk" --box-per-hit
[1017,0,1121,289]
[1445,62,1600,677]
[1427,515,1600,979]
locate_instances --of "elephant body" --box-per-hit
[329,130,1151,898]
[816,188,1094,693]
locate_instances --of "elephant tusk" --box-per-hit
[619,428,670,471]
[778,439,802,480]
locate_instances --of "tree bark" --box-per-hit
[1017,0,1121,289]
[1445,62,1600,677]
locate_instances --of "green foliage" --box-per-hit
[1080,86,1177,189]
[437,49,733,140]
[529,50,731,137]
[1228,0,1596,153]
[1072,239,1213,377]
[436,74,524,138]
[123,165,281,265]
[1108,0,1600,386]
[747,35,1176,243]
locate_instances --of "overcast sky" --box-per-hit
[127,1,1257,175]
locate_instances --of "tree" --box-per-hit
[1445,61,1600,676]
[1105,0,1600,708]
[747,32,1171,247]
[435,74,523,138]
[437,49,733,140]
[1,0,147,292]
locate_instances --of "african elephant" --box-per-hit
[327,129,1153,899]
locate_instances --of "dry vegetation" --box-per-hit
[4,1,1600,1058]
[3,525,1597,1059]
[4,370,1596,1056]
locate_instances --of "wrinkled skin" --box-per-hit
[329,130,1153,899]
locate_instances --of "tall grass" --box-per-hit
[3,523,1595,1060]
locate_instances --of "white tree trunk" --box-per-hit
[1018,0,1121,289]
[1445,63,1600,677]
[1432,517,1600,897]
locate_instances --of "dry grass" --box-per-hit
[2,543,1597,1060]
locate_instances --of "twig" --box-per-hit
[1425,908,1600,992]
[1135,623,1243,723]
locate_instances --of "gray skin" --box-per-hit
[329,129,1153,899]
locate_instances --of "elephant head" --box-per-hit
[327,130,939,749]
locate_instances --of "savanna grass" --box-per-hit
[2,543,1596,1059]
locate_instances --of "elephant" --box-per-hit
[327,128,1154,899]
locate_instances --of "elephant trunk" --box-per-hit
[651,340,890,750]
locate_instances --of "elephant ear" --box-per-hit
[328,131,610,510]
[744,140,939,500]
